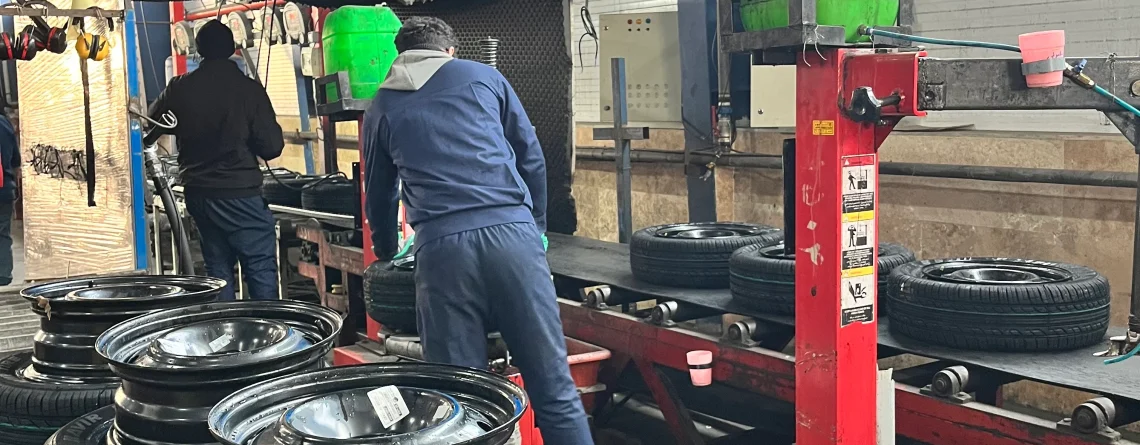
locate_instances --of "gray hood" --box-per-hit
[380,50,453,91]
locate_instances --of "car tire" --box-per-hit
[729,241,915,315]
[364,258,418,334]
[887,258,1111,352]
[42,406,113,445]
[630,222,782,289]
[263,174,317,207]
[0,351,117,445]
[301,176,358,217]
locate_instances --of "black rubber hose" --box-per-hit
[143,129,195,274]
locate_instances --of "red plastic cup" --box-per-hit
[687,350,712,386]
[1019,30,1065,88]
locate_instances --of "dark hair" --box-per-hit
[394,16,458,53]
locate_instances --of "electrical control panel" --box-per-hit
[750,65,796,129]
[598,12,681,125]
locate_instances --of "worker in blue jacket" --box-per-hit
[362,17,593,445]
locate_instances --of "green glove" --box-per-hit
[392,233,415,261]
[542,233,548,252]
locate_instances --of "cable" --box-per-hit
[261,0,277,89]
[576,0,597,72]
[1104,343,1139,365]
[862,27,1020,53]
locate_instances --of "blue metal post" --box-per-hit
[610,58,633,244]
[125,9,149,271]
[292,45,316,174]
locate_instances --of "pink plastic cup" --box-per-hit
[1019,30,1065,88]
[687,350,713,387]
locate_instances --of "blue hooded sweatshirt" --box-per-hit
[362,50,546,259]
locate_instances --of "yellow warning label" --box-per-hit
[842,266,874,278]
[842,210,875,223]
[812,120,835,136]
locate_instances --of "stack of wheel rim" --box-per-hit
[207,363,528,445]
[46,300,342,444]
[887,258,1111,351]
[0,276,224,445]
[729,240,915,314]
[363,256,418,334]
[630,222,784,288]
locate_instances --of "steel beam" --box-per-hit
[918,58,1140,112]
[678,0,717,222]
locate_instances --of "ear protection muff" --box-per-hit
[76,32,108,61]
[14,26,38,61]
[31,24,68,54]
[73,12,114,62]
[0,33,14,62]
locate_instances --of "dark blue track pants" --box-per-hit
[415,222,594,445]
[185,195,278,301]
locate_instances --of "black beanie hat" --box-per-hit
[196,20,235,60]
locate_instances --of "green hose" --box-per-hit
[390,232,548,261]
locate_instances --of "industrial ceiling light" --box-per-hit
[227,11,253,48]
[171,21,194,55]
[281,2,309,44]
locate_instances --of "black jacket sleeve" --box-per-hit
[248,86,284,161]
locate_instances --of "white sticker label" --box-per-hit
[367,386,410,428]
[158,338,191,356]
[208,333,234,352]
[840,273,876,326]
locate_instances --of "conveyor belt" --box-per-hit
[547,233,1140,403]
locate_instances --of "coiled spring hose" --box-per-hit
[861,27,1140,119]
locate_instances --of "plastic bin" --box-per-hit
[321,5,402,101]
[740,0,899,43]
[512,338,612,445]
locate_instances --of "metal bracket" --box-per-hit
[1057,398,1122,444]
[1022,58,1068,76]
[919,365,975,404]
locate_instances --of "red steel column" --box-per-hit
[170,2,186,75]
[794,47,924,444]
[794,48,879,445]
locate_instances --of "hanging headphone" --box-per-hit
[30,22,68,54]
[0,32,15,62]
[14,25,38,61]
[74,11,114,62]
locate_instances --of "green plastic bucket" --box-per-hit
[740,0,899,43]
[321,5,402,101]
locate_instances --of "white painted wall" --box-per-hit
[571,0,1140,134]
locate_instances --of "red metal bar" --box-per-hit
[793,49,923,444]
[169,2,186,75]
[183,0,285,21]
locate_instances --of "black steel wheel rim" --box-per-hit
[653,223,768,239]
[759,243,795,260]
[392,255,415,271]
[19,275,225,385]
[210,363,527,445]
[96,300,343,445]
[921,259,1073,285]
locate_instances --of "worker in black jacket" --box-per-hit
[149,20,284,300]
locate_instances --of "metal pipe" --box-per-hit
[611,59,634,244]
[781,139,795,255]
[575,147,1138,189]
[1131,154,1140,332]
[184,0,284,21]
